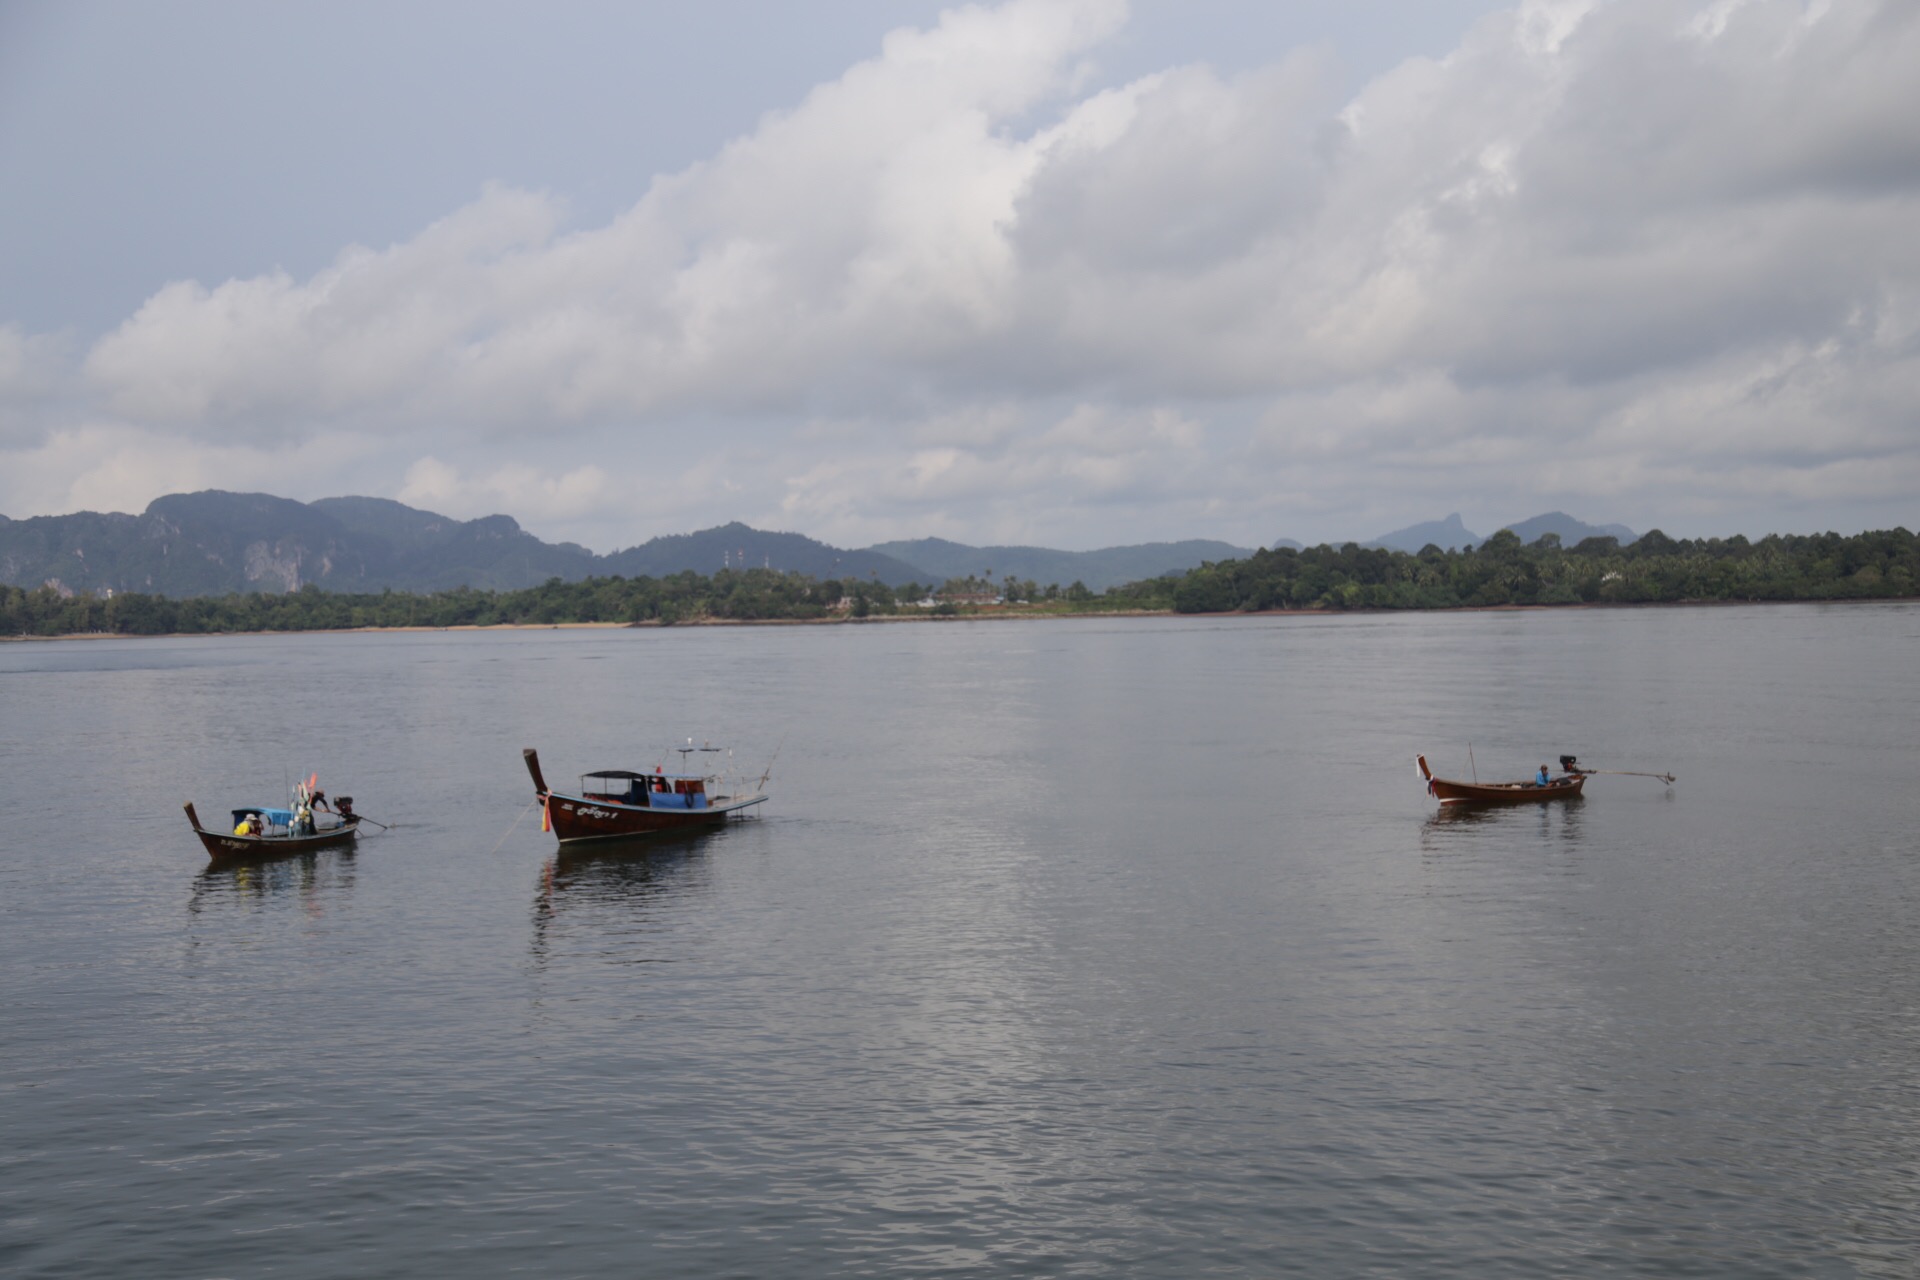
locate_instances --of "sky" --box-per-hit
[2,0,1916,552]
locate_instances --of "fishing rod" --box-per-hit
[1560,755,1674,784]
[756,731,788,793]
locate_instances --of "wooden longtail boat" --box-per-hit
[1416,754,1586,807]
[524,747,768,847]
[184,800,360,861]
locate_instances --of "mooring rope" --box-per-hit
[483,797,540,858]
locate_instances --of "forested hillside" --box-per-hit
[1170,529,1918,612]
[6,527,1913,638]
[865,536,1256,593]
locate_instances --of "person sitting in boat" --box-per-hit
[1536,764,1552,787]
[234,813,261,837]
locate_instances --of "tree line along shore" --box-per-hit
[4,526,1915,638]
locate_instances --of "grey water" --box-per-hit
[2,605,1918,1278]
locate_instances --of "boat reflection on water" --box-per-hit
[1420,792,1588,848]
[529,829,718,970]
[188,846,358,916]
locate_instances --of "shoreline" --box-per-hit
[6,594,1910,643]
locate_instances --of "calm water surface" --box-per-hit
[3,606,1918,1277]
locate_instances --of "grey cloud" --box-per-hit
[1526,0,1920,210]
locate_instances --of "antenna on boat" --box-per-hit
[1468,743,1477,783]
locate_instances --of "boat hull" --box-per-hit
[540,792,764,845]
[1416,755,1585,806]
[185,803,360,861]
[537,794,760,844]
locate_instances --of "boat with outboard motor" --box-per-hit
[1416,753,1585,806]
[184,776,361,861]
[524,744,769,846]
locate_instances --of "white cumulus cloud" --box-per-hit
[2,0,1916,547]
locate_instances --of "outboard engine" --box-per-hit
[1558,755,1581,774]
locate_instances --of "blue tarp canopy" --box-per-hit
[585,770,699,781]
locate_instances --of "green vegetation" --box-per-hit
[0,566,1154,637]
[863,535,1256,593]
[1170,528,1919,613]
[5,527,1914,637]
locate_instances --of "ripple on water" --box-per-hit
[2,609,1918,1277]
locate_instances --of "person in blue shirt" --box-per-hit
[1536,764,1552,787]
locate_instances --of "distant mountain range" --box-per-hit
[0,491,1257,598]
[0,492,595,597]
[1366,511,1637,554]
[0,491,1643,599]
[1366,513,1481,553]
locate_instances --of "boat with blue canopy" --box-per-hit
[524,745,768,846]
